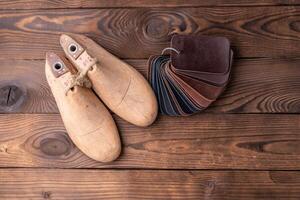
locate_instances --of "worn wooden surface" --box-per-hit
[1,58,300,114]
[1,0,299,9]
[1,7,300,59]
[1,169,300,200]
[0,1,300,199]
[0,113,300,169]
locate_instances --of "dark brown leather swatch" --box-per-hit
[148,35,233,116]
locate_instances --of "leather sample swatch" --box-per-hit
[148,35,233,116]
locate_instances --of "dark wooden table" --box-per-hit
[1,1,300,199]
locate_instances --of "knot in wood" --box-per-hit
[145,18,170,39]
[0,84,26,112]
[40,136,70,157]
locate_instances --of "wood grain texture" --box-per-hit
[1,169,300,199]
[0,0,299,9]
[0,60,55,113]
[1,58,300,114]
[0,113,300,169]
[0,2,299,199]
[1,7,300,59]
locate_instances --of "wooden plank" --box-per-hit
[1,0,299,9]
[1,58,300,114]
[1,169,300,199]
[0,113,300,169]
[0,7,300,59]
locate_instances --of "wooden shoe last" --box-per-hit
[45,52,121,162]
[60,34,158,127]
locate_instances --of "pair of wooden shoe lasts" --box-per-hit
[45,34,158,162]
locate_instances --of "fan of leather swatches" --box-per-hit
[148,35,233,116]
